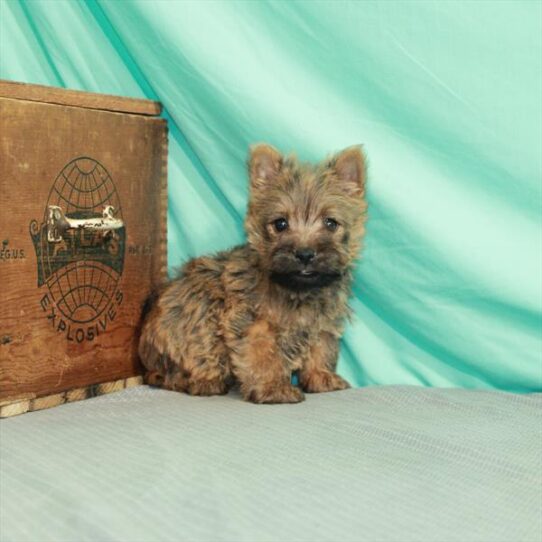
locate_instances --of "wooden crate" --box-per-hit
[0,81,168,417]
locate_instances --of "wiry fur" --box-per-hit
[139,144,368,403]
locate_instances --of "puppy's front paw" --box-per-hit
[247,383,305,404]
[300,371,350,393]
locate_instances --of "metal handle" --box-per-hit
[47,205,124,243]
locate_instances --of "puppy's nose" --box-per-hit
[295,248,315,265]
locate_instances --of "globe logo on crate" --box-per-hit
[30,157,125,342]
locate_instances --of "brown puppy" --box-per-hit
[139,144,367,403]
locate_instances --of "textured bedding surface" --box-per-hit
[1,386,541,542]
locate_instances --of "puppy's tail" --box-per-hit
[138,287,163,373]
[140,288,160,323]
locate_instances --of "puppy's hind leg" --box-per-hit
[183,302,232,396]
[139,255,233,397]
[145,370,164,387]
[139,339,189,392]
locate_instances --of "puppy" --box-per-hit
[139,144,367,403]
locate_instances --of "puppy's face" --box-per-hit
[245,144,367,291]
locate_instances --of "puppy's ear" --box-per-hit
[248,144,283,189]
[330,145,366,197]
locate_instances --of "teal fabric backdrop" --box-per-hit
[1,0,541,392]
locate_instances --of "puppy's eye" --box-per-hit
[273,218,289,232]
[324,217,339,231]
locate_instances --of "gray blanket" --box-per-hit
[1,386,540,542]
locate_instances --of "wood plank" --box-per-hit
[65,387,89,402]
[0,80,161,116]
[0,400,31,418]
[0,376,146,418]
[31,393,66,411]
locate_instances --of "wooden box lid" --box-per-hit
[0,80,162,116]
